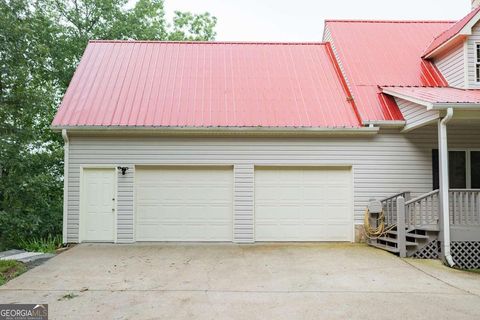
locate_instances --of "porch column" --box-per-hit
[437,108,455,266]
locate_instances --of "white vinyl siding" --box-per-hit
[233,164,254,243]
[434,44,465,88]
[117,165,134,242]
[396,98,440,131]
[467,22,480,87]
[65,124,480,243]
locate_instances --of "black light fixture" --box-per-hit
[117,166,129,175]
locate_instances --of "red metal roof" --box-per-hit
[52,41,362,128]
[423,7,480,58]
[382,86,480,105]
[325,20,452,122]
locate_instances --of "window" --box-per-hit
[476,43,480,83]
[432,149,480,189]
[472,151,480,188]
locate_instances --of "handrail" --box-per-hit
[381,191,411,227]
[405,190,439,206]
[381,191,411,203]
[405,189,440,229]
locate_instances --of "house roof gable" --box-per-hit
[423,7,480,58]
[324,20,451,122]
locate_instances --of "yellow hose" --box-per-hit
[363,208,395,239]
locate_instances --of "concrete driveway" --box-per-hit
[1,243,480,319]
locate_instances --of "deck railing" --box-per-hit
[377,189,480,257]
[380,189,480,230]
[449,189,480,226]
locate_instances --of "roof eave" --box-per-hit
[362,120,406,128]
[51,125,380,136]
[423,9,480,59]
[381,88,434,108]
[422,34,467,59]
[429,103,480,110]
[381,88,480,111]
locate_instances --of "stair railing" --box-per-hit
[381,191,411,226]
[404,190,440,230]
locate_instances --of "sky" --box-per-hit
[160,0,470,41]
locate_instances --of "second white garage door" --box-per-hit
[135,166,233,241]
[255,167,353,242]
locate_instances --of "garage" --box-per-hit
[254,167,353,242]
[135,166,233,241]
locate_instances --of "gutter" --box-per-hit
[363,120,406,128]
[438,108,455,267]
[381,88,480,111]
[62,129,69,244]
[50,126,380,136]
[429,103,480,110]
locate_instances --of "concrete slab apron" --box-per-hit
[1,243,480,320]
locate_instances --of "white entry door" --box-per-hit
[135,166,233,241]
[255,167,353,241]
[81,168,116,242]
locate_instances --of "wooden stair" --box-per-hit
[368,226,439,257]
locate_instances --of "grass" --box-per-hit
[58,293,78,301]
[0,260,27,286]
[20,234,62,253]
[468,269,480,274]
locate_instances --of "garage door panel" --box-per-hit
[255,167,353,242]
[135,167,233,241]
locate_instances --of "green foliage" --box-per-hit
[0,0,217,250]
[169,11,217,41]
[58,292,79,301]
[0,260,27,286]
[20,234,62,253]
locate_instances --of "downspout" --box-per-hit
[438,108,455,267]
[62,129,69,244]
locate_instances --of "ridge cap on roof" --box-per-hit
[325,19,455,24]
[88,40,328,46]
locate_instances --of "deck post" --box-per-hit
[396,196,407,258]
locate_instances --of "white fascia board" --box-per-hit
[50,125,380,136]
[461,10,480,35]
[424,35,465,59]
[362,120,406,128]
[381,89,435,109]
[424,11,480,59]
[429,103,480,110]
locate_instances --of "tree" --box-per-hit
[0,0,217,249]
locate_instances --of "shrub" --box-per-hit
[20,234,62,253]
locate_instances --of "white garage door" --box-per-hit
[135,166,233,241]
[255,167,353,241]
